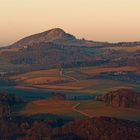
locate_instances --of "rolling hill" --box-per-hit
[0,28,140,74]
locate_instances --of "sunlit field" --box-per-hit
[20,99,84,119]
[10,66,140,94]
[18,99,140,121]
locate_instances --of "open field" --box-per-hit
[81,66,140,74]
[13,66,140,81]
[17,69,61,77]
[19,99,140,121]
[20,99,84,119]
[11,69,62,81]
[20,77,71,85]
[60,79,138,93]
[12,69,74,85]
[19,78,136,93]
[36,85,83,90]
[77,100,140,121]
[10,66,140,94]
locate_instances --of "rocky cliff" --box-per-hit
[96,89,140,109]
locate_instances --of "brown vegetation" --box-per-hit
[16,117,140,140]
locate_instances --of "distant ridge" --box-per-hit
[7,28,140,49]
[10,28,76,48]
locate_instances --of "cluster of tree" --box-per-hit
[0,78,16,87]
[0,91,23,119]
[51,92,66,100]
[1,115,140,140]
[12,117,140,140]
[0,115,70,140]
[0,91,23,105]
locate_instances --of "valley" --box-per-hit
[0,28,140,139]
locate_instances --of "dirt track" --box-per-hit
[72,102,93,118]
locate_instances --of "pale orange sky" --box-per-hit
[0,0,140,46]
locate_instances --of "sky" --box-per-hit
[0,0,140,46]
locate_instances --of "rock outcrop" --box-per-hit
[96,89,140,109]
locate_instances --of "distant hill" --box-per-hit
[1,28,140,49]
[8,28,109,48]
[0,28,140,73]
[9,28,76,48]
